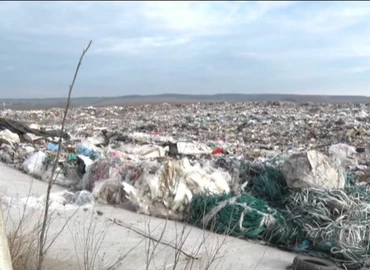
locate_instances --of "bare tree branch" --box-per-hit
[37,40,93,270]
[110,218,200,261]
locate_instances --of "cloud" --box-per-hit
[0,1,370,98]
[93,36,191,55]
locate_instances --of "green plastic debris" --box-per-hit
[67,154,78,163]
[186,163,370,267]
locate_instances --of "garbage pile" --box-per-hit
[188,161,370,269]
[1,102,370,268]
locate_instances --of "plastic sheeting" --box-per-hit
[280,150,346,190]
[80,160,122,191]
[176,142,212,155]
[116,144,169,159]
[0,129,20,145]
[122,157,231,220]
[329,143,358,168]
[92,178,127,205]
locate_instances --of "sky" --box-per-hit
[1,1,370,98]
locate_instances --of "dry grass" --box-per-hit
[112,216,228,270]
[3,203,42,270]
[2,195,75,270]
[7,222,40,270]
[2,196,229,270]
[67,208,141,270]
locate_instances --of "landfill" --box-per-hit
[1,102,370,269]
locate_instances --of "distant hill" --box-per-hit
[1,93,370,110]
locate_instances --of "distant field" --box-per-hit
[1,93,370,110]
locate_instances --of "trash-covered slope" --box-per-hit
[1,101,370,269]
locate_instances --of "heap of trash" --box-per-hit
[1,102,370,269]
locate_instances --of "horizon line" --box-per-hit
[1,92,370,100]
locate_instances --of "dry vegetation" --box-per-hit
[2,202,227,270]
[6,211,41,270]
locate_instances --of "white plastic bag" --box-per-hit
[22,151,47,177]
[0,129,20,145]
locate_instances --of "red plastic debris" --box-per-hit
[212,147,225,155]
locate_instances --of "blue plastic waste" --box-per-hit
[46,143,59,152]
[76,145,100,160]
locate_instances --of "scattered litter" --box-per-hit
[2,102,370,268]
[2,190,95,211]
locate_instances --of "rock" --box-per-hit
[280,150,345,190]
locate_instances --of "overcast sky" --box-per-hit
[1,1,370,98]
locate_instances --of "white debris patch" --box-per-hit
[2,190,95,211]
